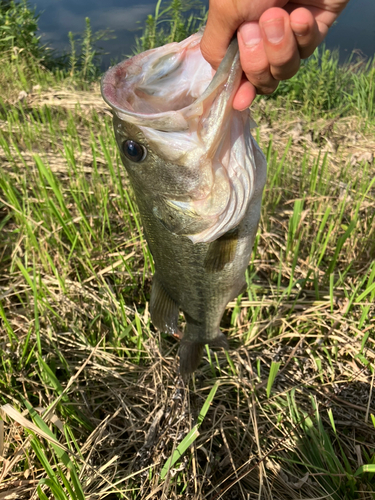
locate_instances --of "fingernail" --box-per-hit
[290,22,309,37]
[239,22,261,48]
[262,18,285,44]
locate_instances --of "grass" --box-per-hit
[0,81,374,499]
[0,1,375,499]
[133,0,207,53]
[264,46,375,122]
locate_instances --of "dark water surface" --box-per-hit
[35,0,375,68]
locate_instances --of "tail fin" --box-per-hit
[179,331,229,375]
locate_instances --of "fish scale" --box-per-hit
[101,32,267,374]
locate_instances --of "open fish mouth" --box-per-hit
[101,32,215,131]
[101,32,261,244]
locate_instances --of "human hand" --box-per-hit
[200,0,350,110]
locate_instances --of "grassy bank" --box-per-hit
[1,1,375,499]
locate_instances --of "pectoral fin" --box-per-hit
[204,228,239,273]
[150,275,179,335]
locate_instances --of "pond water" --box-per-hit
[34,0,375,68]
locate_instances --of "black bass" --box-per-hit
[101,32,267,374]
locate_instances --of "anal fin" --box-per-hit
[179,340,205,376]
[150,275,179,335]
[204,228,239,273]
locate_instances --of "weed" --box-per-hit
[134,0,207,52]
[0,1,374,499]
[265,46,375,120]
[0,0,47,61]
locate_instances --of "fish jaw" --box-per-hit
[101,33,264,244]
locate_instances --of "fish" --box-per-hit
[101,31,267,375]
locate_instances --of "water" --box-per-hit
[325,0,375,61]
[35,0,157,66]
[35,0,375,68]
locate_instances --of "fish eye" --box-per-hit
[122,139,147,162]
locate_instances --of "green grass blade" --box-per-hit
[160,382,219,479]
[354,464,375,477]
[267,361,281,398]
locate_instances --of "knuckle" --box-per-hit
[269,56,300,80]
[257,82,279,95]
[272,65,299,81]
[299,45,316,59]
[243,62,270,81]
[269,50,298,69]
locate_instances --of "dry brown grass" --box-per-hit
[0,88,375,500]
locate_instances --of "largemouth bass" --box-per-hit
[101,32,267,374]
